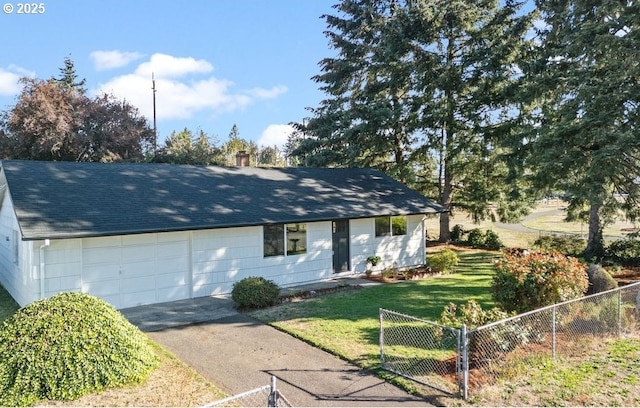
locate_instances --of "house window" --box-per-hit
[264,223,307,257]
[375,216,407,237]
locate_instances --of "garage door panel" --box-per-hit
[83,236,121,249]
[158,286,189,302]
[82,280,119,297]
[83,247,121,265]
[157,272,188,288]
[121,290,156,308]
[122,245,156,262]
[121,275,156,293]
[157,256,189,274]
[121,260,156,277]
[157,241,188,257]
[82,233,191,309]
[83,265,120,282]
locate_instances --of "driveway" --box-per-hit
[123,295,431,407]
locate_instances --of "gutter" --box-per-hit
[39,238,50,299]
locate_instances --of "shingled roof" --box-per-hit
[0,160,443,240]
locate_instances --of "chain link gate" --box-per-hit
[380,281,640,400]
[203,376,293,407]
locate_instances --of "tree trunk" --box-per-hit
[583,202,605,261]
[438,162,453,242]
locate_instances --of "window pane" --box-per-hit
[391,216,407,236]
[264,224,284,257]
[375,217,391,237]
[286,223,307,255]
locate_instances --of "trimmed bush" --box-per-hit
[493,250,589,313]
[467,228,486,248]
[586,264,618,295]
[483,230,504,250]
[450,224,466,244]
[0,292,158,406]
[533,235,586,256]
[605,237,640,267]
[428,249,459,274]
[232,276,280,309]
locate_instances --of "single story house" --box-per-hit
[0,159,442,309]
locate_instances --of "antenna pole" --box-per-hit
[152,73,157,152]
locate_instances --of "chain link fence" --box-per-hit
[380,281,640,399]
[203,376,293,407]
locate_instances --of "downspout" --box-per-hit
[39,238,50,299]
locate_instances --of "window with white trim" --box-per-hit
[264,223,307,257]
[374,216,407,237]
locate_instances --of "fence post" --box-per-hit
[379,308,385,368]
[552,306,557,359]
[461,324,469,400]
[268,375,277,407]
[618,290,623,337]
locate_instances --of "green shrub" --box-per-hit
[439,301,525,361]
[232,276,280,309]
[366,255,381,267]
[428,249,459,274]
[533,235,586,256]
[450,224,466,244]
[467,228,486,248]
[0,292,158,406]
[492,250,589,313]
[605,237,640,266]
[483,230,504,250]
[586,264,618,295]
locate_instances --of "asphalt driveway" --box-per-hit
[123,295,431,407]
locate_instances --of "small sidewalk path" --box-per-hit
[121,277,433,407]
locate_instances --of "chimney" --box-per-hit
[235,150,250,167]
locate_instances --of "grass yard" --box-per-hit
[250,249,640,406]
[249,250,497,397]
[0,285,227,407]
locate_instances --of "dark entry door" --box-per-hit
[332,220,350,273]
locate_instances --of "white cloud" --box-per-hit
[90,50,144,71]
[257,124,295,150]
[135,53,213,78]
[94,53,287,122]
[246,85,288,99]
[0,65,34,95]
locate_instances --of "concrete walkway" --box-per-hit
[121,278,432,407]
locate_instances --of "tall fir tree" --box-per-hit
[292,0,535,241]
[55,57,87,94]
[525,0,640,259]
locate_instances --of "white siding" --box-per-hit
[192,222,333,296]
[350,215,425,273]
[0,210,426,308]
[0,190,38,307]
[81,232,191,309]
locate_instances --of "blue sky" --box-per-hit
[0,0,336,149]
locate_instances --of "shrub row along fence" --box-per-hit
[203,376,293,407]
[380,281,640,400]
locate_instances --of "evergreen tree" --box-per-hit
[55,57,87,94]
[154,128,223,165]
[293,0,535,241]
[525,0,640,259]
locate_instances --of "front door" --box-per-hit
[332,220,350,273]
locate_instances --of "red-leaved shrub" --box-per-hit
[493,249,589,313]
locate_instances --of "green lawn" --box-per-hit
[249,250,497,371]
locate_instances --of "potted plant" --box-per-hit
[366,255,381,267]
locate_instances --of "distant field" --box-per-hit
[425,201,638,249]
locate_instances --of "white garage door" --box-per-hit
[81,232,190,309]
